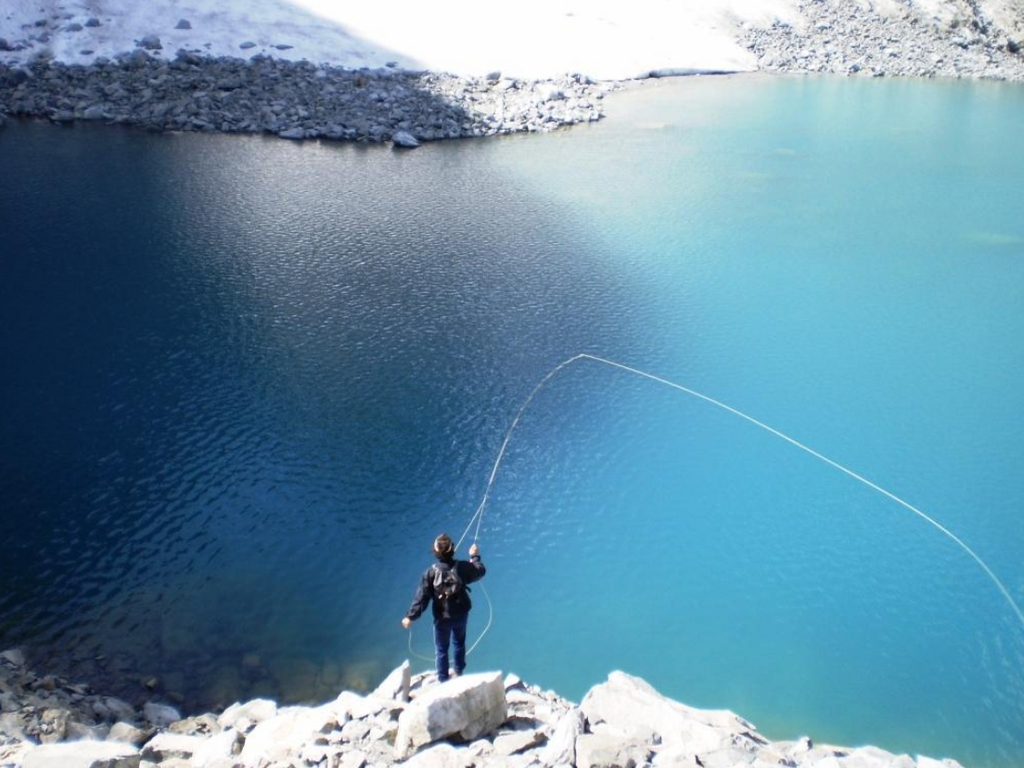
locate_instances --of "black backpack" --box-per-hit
[431,561,467,611]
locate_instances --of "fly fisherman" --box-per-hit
[402,534,486,683]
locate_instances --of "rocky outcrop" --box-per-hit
[394,672,507,758]
[742,0,1024,80]
[0,648,971,768]
[0,52,608,146]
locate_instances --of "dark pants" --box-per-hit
[433,613,468,682]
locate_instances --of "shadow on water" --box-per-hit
[0,119,650,710]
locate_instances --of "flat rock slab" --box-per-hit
[21,741,141,768]
[395,671,507,759]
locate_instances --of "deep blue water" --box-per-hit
[1,75,1023,767]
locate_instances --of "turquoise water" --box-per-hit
[1,75,1023,766]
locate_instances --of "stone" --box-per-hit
[337,749,368,768]
[0,649,27,668]
[141,733,209,762]
[168,712,220,734]
[218,698,277,729]
[575,730,651,768]
[138,35,162,51]
[21,741,141,768]
[916,758,967,768]
[538,708,584,766]
[402,743,466,768]
[143,702,182,727]
[391,130,420,148]
[67,23,83,32]
[108,721,150,745]
[239,42,257,50]
[175,19,192,30]
[372,660,411,702]
[394,672,507,758]
[100,697,139,723]
[580,671,742,753]
[85,18,101,27]
[239,702,345,767]
[192,729,243,764]
[503,673,523,691]
[493,728,546,755]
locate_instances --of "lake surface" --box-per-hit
[1,75,1023,767]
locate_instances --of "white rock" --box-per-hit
[392,130,420,148]
[108,722,149,745]
[575,730,651,768]
[403,743,466,768]
[916,758,967,768]
[239,702,344,767]
[337,748,368,768]
[372,660,411,702]
[217,699,277,729]
[535,83,565,101]
[335,690,386,720]
[503,673,523,691]
[191,729,242,766]
[143,702,181,728]
[580,671,744,753]
[21,741,141,768]
[394,672,507,759]
[493,728,545,755]
[140,732,208,762]
[539,707,584,766]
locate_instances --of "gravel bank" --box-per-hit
[0,50,608,145]
[742,0,1024,80]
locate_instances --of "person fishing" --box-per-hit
[402,534,486,683]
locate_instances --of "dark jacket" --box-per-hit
[406,555,486,622]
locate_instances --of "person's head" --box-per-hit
[433,533,455,561]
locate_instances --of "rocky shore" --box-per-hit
[0,51,606,145]
[0,648,968,768]
[741,0,1024,81]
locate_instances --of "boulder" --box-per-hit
[218,698,277,729]
[239,702,345,767]
[373,660,411,702]
[21,741,141,768]
[85,18,101,27]
[192,729,243,765]
[143,701,181,727]
[175,19,192,30]
[137,35,162,50]
[141,732,209,762]
[394,672,507,759]
[538,707,584,766]
[580,671,744,753]
[403,743,467,768]
[576,729,652,768]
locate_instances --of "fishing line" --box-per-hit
[411,352,1024,661]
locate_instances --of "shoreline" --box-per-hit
[0,648,971,768]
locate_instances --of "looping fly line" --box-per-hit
[407,353,1024,662]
